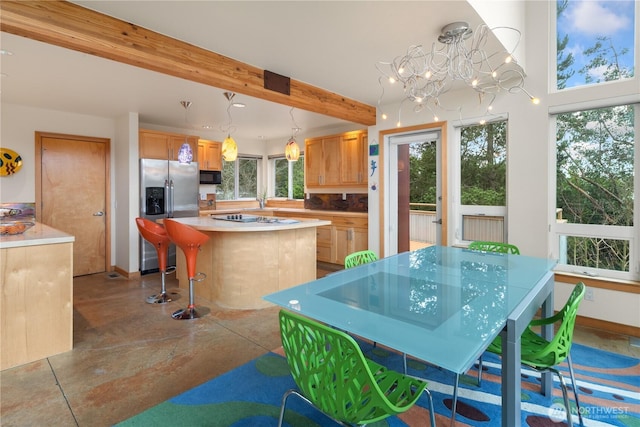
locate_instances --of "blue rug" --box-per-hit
[117,342,639,426]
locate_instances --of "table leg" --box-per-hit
[540,289,554,397]
[502,326,521,427]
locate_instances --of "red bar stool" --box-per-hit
[135,217,177,304]
[163,219,209,320]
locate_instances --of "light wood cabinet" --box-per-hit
[277,210,368,265]
[340,131,368,186]
[305,136,341,187]
[198,139,222,171]
[305,130,367,188]
[139,129,199,161]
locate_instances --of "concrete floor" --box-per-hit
[1,269,638,427]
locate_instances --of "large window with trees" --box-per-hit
[458,120,508,243]
[216,155,261,200]
[273,155,304,199]
[552,0,638,281]
[555,105,635,279]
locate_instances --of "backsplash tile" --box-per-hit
[304,194,367,212]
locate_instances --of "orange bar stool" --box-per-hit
[163,219,209,320]
[135,218,176,304]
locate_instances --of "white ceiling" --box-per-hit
[0,1,488,142]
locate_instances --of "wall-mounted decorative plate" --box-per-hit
[0,148,23,176]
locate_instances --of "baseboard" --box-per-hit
[576,314,640,338]
[112,265,140,279]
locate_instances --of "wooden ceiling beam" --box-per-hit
[0,0,376,126]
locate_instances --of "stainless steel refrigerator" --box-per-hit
[139,158,199,274]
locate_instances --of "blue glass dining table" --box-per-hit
[264,245,557,427]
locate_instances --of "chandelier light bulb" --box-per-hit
[396,120,402,127]
[531,97,540,105]
[471,78,479,87]
[389,77,396,84]
[505,55,513,64]
[381,113,388,120]
[479,119,487,125]
[433,115,439,121]
[425,70,432,79]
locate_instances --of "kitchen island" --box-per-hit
[0,222,74,370]
[165,215,331,309]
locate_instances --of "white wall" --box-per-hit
[0,103,119,265]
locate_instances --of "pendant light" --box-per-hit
[221,92,238,161]
[177,101,193,164]
[284,107,301,162]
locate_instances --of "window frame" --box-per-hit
[216,154,263,201]
[269,152,304,200]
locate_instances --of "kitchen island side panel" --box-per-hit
[1,242,73,370]
[175,227,317,310]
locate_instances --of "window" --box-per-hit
[554,104,636,279]
[272,155,304,199]
[216,155,261,200]
[556,0,635,90]
[458,120,508,243]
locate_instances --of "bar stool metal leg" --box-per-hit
[146,266,177,304]
[172,272,206,319]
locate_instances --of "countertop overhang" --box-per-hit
[199,207,368,218]
[164,215,331,232]
[0,222,75,249]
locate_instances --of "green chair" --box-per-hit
[344,249,378,269]
[277,309,435,427]
[468,240,520,254]
[487,282,586,427]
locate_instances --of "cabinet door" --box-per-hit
[198,141,222,171]
[335,226,368,265]
[334,226,352,265]
[340,132,366,186]
[305,138,324,187]
[322,136,341,186]
[206,141,222,170]
[140,131,170,159]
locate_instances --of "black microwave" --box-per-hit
[200,170,222,184]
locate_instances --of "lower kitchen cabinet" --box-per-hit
[278,210,368,265]
[335,226,368,264]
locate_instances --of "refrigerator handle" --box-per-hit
[164,179,171,218]
[169,179,175,217]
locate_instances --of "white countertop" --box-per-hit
[0,222,75,249]
[165,215,331,232]
[199,207,368,218]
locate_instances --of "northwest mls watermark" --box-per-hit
[548,403,631,422]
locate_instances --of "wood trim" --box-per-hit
[378,121,448,256]
[35,131,111,274]
[555,273,640,294]
[0,0,376,126]
[576,315,640,338]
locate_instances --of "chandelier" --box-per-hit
[376,21,539,124]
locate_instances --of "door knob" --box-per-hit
[93,211,104,216]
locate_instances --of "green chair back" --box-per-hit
[278,309,428,425]
[468,240,520,255]
[345,250,378,269]
[521,282,585,368]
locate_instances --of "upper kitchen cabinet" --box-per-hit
[339,131,367,186]
[198,139,222,171]
[139,129,199,162]
[305,130,367,188]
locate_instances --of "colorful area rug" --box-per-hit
[118,342,639,426]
